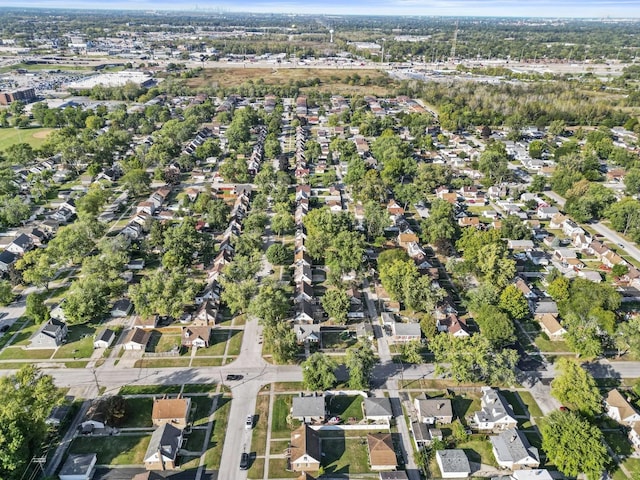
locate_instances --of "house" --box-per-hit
[367,433,398,471]
[390,322,421,343]
[436,450,471,478]
[58,453,97,480]
[111,298,132,317]
[193,300,218,326]
[0,249,17,273]
[7,233,34,256]
[436,315,470,337]
[30,318,67,348]
[294,264,313,285]
[411,421,443,449]
[490,429,540,470]
[363,397,394,423]
[295,301,315,324]
[548,214,567,230]
[605,389,640,425]
[414,395,454,424]
[122,328,151,351]
[294,282,315,304]
[387,200,404,216]
[93,329,116,349]
[532,300,558,317]
[536,313,566,340]
[290,424,321,472]
[296,324,321,344]
[473,387,518,431]
[458,216,480,228]
[536,206,559,219]
[509,470,554,480]
[507,240,534,250]
[143,423,183,471]
[133,315,159,329]
[152,396,191,428]
[181,326,211,348]
[292,395,326,423]
[629,422,640,451]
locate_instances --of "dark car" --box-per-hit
[240,452,249,470]
[0,324,9,333]
[226,374,244,381]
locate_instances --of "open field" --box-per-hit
[186,68,395,96]
[69,434,150,465]
[0,127,53,151]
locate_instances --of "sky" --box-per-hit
[2,0,640,18]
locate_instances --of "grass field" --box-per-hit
[69,434,150,465]
[203,396,231,470]
[272,394,300,439]
[119,384,182,395]
[0,127,53,151]
[457,438,498,467]
[321,436,371,475]
[122,397,153,428]
[252,394,270,456]
[186,68,394,96]
[327,395,364,421]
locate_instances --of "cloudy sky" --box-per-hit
[4,0,640,17]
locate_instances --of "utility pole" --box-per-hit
[450,20,459,60]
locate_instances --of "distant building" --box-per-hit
[0,87,36,105]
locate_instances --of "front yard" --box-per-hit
[69,434,150,465]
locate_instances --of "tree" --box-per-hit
[271,211,295,236]
[474,305,516,347]
[63,275,111,324]
[104,395,127,426]
[401,340,423,364]
[624,168,640,195]
[222,278,258,315]
[550,358,602,416]
[345,338,376,390]
[430,334,519,384]
[478,147,509,186]
[500,215,531,240]
[16,249,56,289]
[248,281,290,326]
[379,258,419,303]
[476,243,516,288]
[321,289,350,325]
[205,199,230,231]
[0,280,13,306]
[0,366,62,479]
[264,321,298,364]
[121,168,150,196]
[162,218,203,269]
[265,243,291,265]
[76,185,109,220]
[529,175,547,193]
[326,230,364,275]
[547,276,570,302]
[363,201,390,241]
[302,353,337,391]
[540,411,608,480]
[129,269,198,318]
[25,293,49,324]
[498,284,530,321]
[421,199,459,250]
[404,276,446,313]
[615,316,640,358]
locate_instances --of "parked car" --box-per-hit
[240,452,249,470]
[226,374,243,381]
[245,415,253,429]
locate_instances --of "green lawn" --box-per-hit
[203,396,231,470]
[147,331,182,353]
[69,434,150,465]
[0,347,54,360]
[247,457,265,479]
[189,396,214,426]
[322,330,357,349]
[534,334,571,353]
[252,394,270,456]
[452,393,481,423]
[500,391,526,416]
[272,394,300,439]
[54,335,94,359]
[185,428,207,452]
[227,330,244,356]
[0,127,54,151]
[191,357,223,367]
[616,458,640,480]
[321,436,371,475]
[133,358,190,368]
[267,458,299,478]
[196,331,230,356]
[182,384,218,394]
[122,397,153,428]
[518,391,544,419]
[327,395,364,421]
[119,385,182,395]
[0,319,28,349]
[457,438,498,467]
[11,320,40,346]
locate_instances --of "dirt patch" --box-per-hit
[32,129,52,139]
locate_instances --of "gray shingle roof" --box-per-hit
[145,423,182,461]
[490,429,539,465]
[292,395,325,418]
[364,397,393,418]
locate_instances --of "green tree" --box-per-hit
[500,215,531,240]
[0,366,62,480]
[221,278,258,315]
[540,411,608,480]
[404,276,445,313]
[265,243,291,265]
[321,289,350,325]
[478,147,509,185]
[476,243,516,288]
[121,168,151,196]
[498,284,530,321]
[16,249,56,289]
[326,230,364,275]
[0,280,14,306]
[264,321,298,364]
[363,201,390,241]
[25,293,50,324]
[379,258,418,303]
[129,269,198,318]
[302,353,337,391]
[550,358,602,416]
[615,316,640,358]
[624,168,640,195]
[401,340,423,364]
[63,275,111,324]
[345,338,376,390]
[474,305,516,347]
[421,199,459,250]
[162,218,203,269]
[104,395,127,426]
[248,281,290,326]
[271,211,295,236]
[430,334,519,384]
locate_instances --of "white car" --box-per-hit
[245,415,253,429]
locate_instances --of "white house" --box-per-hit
[436,450,471,478]
[490,429,540,470]
[605,389,640,425]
